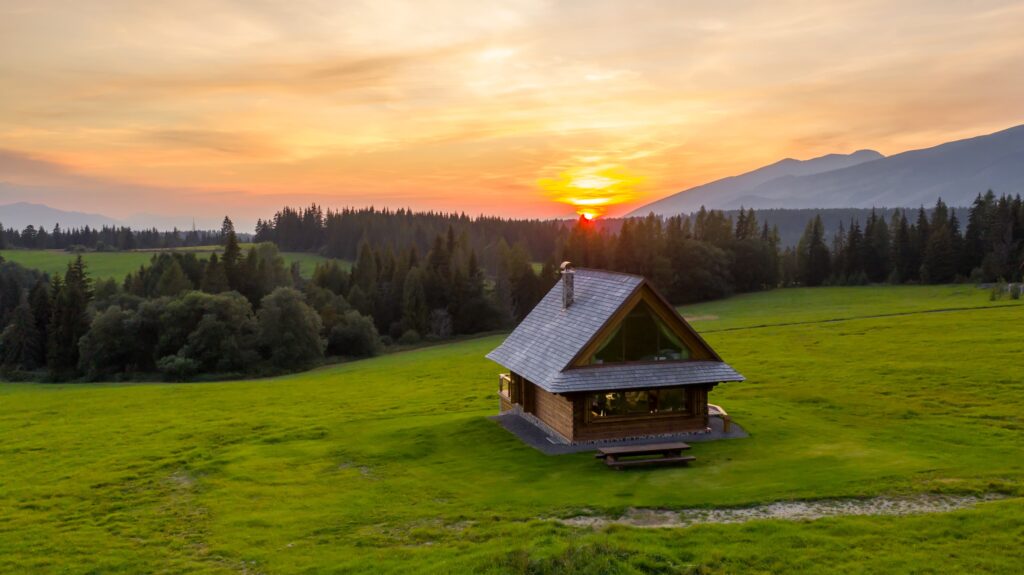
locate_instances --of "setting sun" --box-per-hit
[539,165,644,218]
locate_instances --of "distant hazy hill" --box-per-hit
[0,202,122,231]
[631,124,1024,215]
[630,150,884,216]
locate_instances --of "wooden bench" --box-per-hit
[595,442,695,470]
[606,455,696,469]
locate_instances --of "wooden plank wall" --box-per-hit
[530,383,575,441]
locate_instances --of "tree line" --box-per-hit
[253,205,564,266]
[0,223,234,251]
[791,192,1024,286]
[1,194,1021,382]
[0,224,378,381]
[0,219,528,381]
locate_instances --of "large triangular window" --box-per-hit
[588,300,692,365]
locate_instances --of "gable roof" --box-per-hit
[486,268,744,393]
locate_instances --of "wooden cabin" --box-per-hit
[486,265,744,443]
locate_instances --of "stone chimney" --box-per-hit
[560,261,575,309]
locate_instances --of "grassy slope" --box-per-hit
[1,286,1022,573]
[0,247,348,281]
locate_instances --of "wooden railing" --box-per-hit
[707,403,731,433]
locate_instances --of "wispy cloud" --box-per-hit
[1,0,1023,223]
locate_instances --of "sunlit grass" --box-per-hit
[0,285,1022,573]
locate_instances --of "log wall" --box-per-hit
[530,384,575,441]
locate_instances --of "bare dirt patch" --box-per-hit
[559,494,1008,529]
[683,314,719,322]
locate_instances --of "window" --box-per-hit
[589,300,691,365]
[588,387,689,420]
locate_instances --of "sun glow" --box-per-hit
[539,165,643,219]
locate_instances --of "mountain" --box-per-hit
[0,201,122,231]
[630,124,1024,215]
[628,150,884,216]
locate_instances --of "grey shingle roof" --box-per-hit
[485,268,745,393]
[546,361,745,393]
[486,269,642,388]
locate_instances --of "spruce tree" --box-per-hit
[922,199,957,283]
[221,216,235,243]
[844,219,864,282]
[156,259,192,297]
[797,215,830,286]
[735,207,759,240]
[201,253,230,293]
[963,193,989,274]
[1,292,42,370]
[28,279,51,366]
[401,267,429,335]
[891,211,913,283]
[352,241,378,294]
[863,209,890,283]
[47,258,93,378]
[222,230,242,291]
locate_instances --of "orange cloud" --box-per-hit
[0,1,1022,225]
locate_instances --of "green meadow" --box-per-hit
[1,286,1023,573]
[0,247,348,281]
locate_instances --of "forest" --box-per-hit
[0,192,1021,381]
[0,223,240,251]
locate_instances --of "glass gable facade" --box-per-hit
[588,300,691,365]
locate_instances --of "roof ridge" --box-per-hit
[571,267,645,280]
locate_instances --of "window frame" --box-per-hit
[583,387,694,424]
[586,299,693,366]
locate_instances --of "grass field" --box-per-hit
[1,286,1023,573]
[0,247,349,281]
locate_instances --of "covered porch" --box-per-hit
[496,371,742,449]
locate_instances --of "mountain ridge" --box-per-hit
[629,124,1024,216]
[0,201,123,231]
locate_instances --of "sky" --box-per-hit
[2,0,1024,230]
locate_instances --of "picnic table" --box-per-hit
[594,441,695,469]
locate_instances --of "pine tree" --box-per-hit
[844,219,864,282]
[797,215,830,286]
[423,234,451,309]
[735,207,759,240]
[28,279,51,366]
[222,230,242,290]
[401,267,429,335]
[614,220,637,273]
[1,292,42,370]
[963,193,990,274]
[156,259,192,297]
[47,259,93,378]
[922,198,957,283]
[890,210,913,283]
[201,253,230,293]
[352,241,378,294]
[863,209,890,283]
[831,220,847,282]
